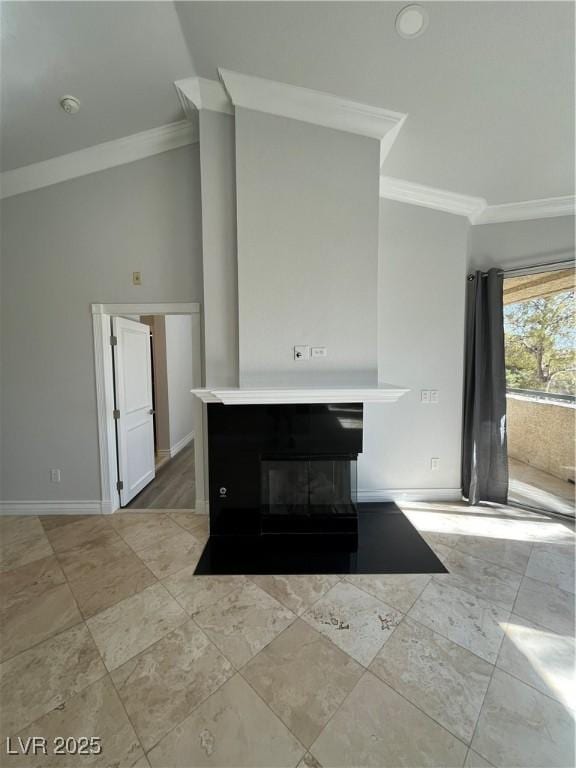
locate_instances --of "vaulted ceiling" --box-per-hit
[2,1,574,205]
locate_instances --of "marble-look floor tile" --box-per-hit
[44,516,113,554]
[513,576,575,636]
[420,531,462,550]
[0,558,79,669]
[194,581,295,668]
[402,510,465,544]
[345,573,432,613]
[133,529,207,579]
[39,515,89,532]
[112,620,233,751]
[15,677,143,767]
[132,756,151,768]
[302,581,403,666]
[251,574,341,615]
[86,583,187,670]
[55,531,133,583]
[454,533,533,574]
[66,553,156,618]
[0,624,106,736]
[525,542,575,594]
[148,674,304,767]
[298,755,323,768]
[168,510,209,535]
[497,613,575,709]
[243,618,363,747]
[0,555,66,611]
[109,512,184,551]
[162,570,247,616]
[0,581,82,662]
[434,545,522,610]
[370,616,493,743]
[471,668,575,768]
[409,580,509,663]
[310,672,468,767]
[0,517,53,572]
[464,749,495,767]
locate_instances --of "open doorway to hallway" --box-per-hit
[503,266,575,517]
[112,313,196,510]
[91,302,203,513]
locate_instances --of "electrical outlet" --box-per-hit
[430,390,439,403]
[311,346,327,358]
[420,390,430,403]
[421,389,439,403]
[430,457,440,471]
[132,271,142,286]
[50,469,61,483]
[294,345,310,361]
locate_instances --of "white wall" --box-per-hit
[0,146,203,503]
[234,108,380,386]
[469,216,575,271]
[358,200,469,497]
[165,314,195,452]
[199,109,239,387]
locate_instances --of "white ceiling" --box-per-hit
[2,1,574,205]
[1,2,195,170]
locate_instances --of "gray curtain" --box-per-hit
[462,268,509,505]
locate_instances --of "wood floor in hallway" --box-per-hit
[126,442,195,510]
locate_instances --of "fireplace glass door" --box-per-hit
[261,456,357,534]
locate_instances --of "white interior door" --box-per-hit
[112,316,155,505]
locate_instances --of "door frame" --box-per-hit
[91,302,202,513]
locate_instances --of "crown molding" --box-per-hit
[219,68,407,144]
[380,176,487,221]
[0,120,198,200]
[472,196,576,225]
[174,76,234,116]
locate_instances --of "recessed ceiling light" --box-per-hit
[395,5,429,39]
[60,95,81,114]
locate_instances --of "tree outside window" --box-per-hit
[504,289,576,396]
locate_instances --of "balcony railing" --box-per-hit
[507,387,576,405]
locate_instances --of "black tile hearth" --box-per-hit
[194,503,447,576]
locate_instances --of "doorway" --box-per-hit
[91,303,202,514]
[503,266,575,517]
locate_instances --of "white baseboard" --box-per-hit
[0,500,106,515]
[357,488,463,503]
[169,431,194,459]
[194,498,209,515]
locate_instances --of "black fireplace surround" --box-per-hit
[195,401,447,576]
[207,403,362,548]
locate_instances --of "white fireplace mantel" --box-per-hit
[192,383,409,405]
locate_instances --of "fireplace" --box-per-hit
[261,456,357,533]
[207,403,362,548]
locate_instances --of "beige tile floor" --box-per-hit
[0,503,574,767]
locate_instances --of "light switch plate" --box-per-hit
[294,345,310,361]
[132,271,142,286]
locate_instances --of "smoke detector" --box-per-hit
[60,95,81,114]
[395,5,429,39]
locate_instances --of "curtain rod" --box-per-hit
[468,256,575,281]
